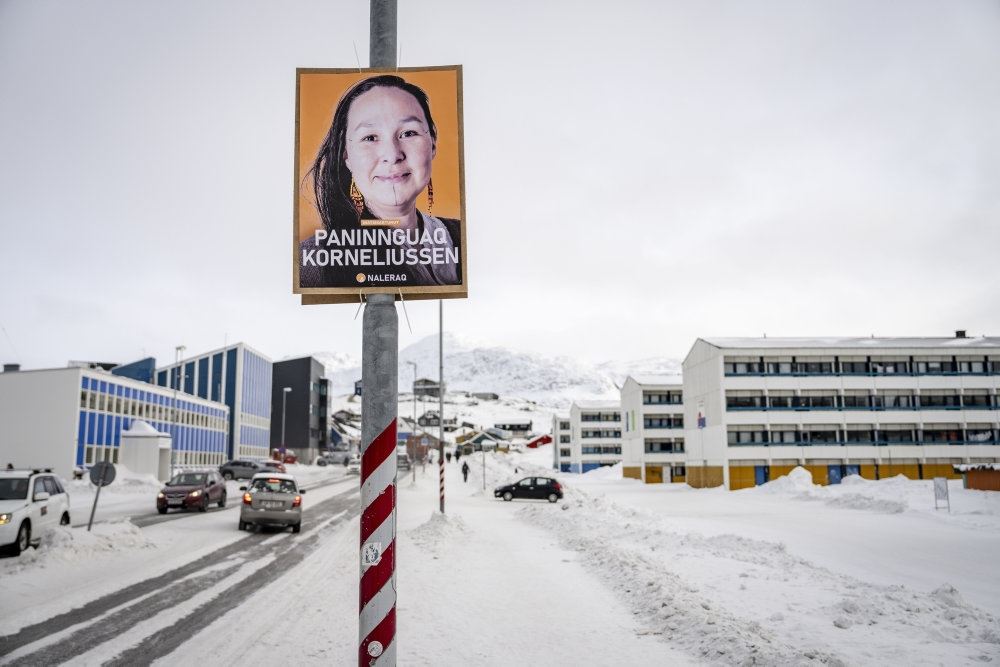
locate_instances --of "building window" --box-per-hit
[643,392,682,405]
[559,421,570,430]
[963,392,993,409]
[559,448,571,457]
[559,435,570,444]
[918,392,961,409]
[582,428,621,439]
[644,416,683,429]
[580,412,621,422]
[727,427,768,445]
[726,392,765,410]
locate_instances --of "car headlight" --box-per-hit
[189,490,202,498]
[157,492,165,499]
[0,513,10,525]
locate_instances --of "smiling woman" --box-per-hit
[295,69,465,296]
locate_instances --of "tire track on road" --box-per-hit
[0,485,357,662]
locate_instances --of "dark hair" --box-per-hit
[310,75,437,231]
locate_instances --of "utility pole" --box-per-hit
[281,387,292,458]
[172,345,185,473]
[359,4,398,666]
[438,300,445,513]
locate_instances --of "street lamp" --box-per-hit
[281,387,292,460]
[172,345,186,473]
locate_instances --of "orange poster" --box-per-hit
[292,66,467,304]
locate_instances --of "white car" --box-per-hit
[0,469,72,555]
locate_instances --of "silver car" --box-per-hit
[238,473,304,533]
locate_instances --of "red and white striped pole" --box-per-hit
[359,5,398,665]
[360,416,397,664]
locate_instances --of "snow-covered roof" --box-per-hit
[700,336,1000,350]
[628,374,683,387]
[573,400,620,409]
[953,463,1000,472]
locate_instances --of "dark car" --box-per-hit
[219,460,266,480]
[494,477,563,503]
[157,471,227,513]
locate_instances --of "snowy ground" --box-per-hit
[1,448,998,665]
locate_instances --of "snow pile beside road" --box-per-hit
[519,483,1000,664]
[747,467,907,514]
[407,512,468,556]
[67,465,162,496]
[0,520,154,573]
[582,462,623,480]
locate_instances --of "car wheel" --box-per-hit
[503,491,513,502]
[547,493,558,503]
[223,472,233,481]
[238,520,246,531]
[12,522,30,556]
[158,507,168,515]
[218,493,226,509]
[60,512,71,526]
[292,522,301,534]
[199,496,209,512]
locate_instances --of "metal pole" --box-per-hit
[282,387,291,456]
[359,11,398,666]
[172,345,185,474]
[438,300,444,513]
[86,464,108,532]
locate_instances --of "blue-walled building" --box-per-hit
[0,366,230,479]
[156,343,272,460]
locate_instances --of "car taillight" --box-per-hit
[292,495,302,507]
[243,493,252,505]
[553,482,562,491]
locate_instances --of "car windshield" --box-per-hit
[249,478,297,494]
[0,478,29,500]
[169,473,207,486]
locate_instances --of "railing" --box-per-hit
[728,439,994,447]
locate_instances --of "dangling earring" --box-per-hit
[350,178,364,218]
[426,178,434,216]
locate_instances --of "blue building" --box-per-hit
[0,366,229,478]
[156,343,272,460]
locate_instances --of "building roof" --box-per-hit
[573,400,620,409]
[699,336,1000,350]
[628,374,683,386]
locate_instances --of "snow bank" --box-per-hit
[0,520,155,574]
[582,462,622,480]
[67,464,162,496]
[407,512,468,556]
[518,483,1000,664]
[746,468,912,514]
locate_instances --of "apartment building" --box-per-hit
[562,400,622,473]
[682,336,1000,490]
[620,375,686,483]
[552,414,571,471]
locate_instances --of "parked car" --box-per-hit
[219,460,267,480]
[157,470,227,513]
[346,456,361,476]
[494,477,563,503]
[316,450,351,466]
[272,449,298,465]
[238,473,304,533]
[260,460,287,474]
[0,468,72,556]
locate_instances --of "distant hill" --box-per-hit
[318,333,680,409]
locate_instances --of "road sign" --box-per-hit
[933,477,950,512]
[89,461,116,487]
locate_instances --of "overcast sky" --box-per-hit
[1,0,998,370]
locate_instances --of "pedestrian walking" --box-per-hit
[455,449,462,464]
[446,451,452,463]
[461,461,470,483]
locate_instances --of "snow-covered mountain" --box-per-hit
[319,333,680,408]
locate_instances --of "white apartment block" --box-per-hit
[552,414,571,471]
[563,401,622,473]
[682,336,1000,490]
[620,375,686,483]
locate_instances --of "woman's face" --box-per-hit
[343,86,435,216]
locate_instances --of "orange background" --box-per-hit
[295,67,463,242]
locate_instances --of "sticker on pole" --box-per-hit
[367,641,383,658]
[363,541,383,567]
